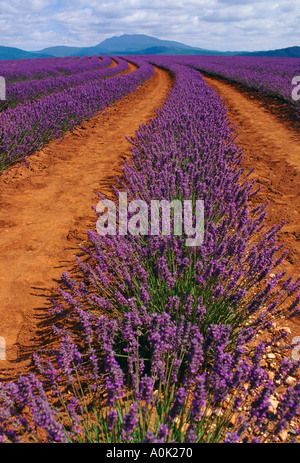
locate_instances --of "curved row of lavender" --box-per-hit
[0,57,129,111]
[0,57,153,172]
[0,58,299,443]
[0,55,113,82]
[170,55,300,114]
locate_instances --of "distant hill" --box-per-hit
[0,34,299,60]
[240,46,300,58]
[36,34,226,57]
[33,46,83,58]
[0,45,53,60]
[95,34,197,53]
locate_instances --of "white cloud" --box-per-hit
[0,0,299,51]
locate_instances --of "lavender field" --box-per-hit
[0,55,153,171]
[172,55,300,114]
[0,54,299,443]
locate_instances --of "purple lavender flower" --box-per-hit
[224,432,240,443]
[139,375,154,403]
[157,424,170,441]
[107,409,118,432]
[121,403,139,442]
[189,373,207,420]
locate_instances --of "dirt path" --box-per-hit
[0,64,173,380]
[203,74,300,341]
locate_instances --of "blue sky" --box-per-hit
[0,0,299,52]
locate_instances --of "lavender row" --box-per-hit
[0,57,128,111]
[170,55,300,112]
[0,55,113,83]
[1,58,298,443]
[0,58,153,171]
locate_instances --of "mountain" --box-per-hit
[36,34,224,57]
[239,46,300,58]
[95,34,197,53]
[0,45,53,60]
[0,34,299,60]
[33,46,83,58]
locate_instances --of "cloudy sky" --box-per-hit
[0,0,299,52]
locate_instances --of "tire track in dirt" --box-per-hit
[203,74,300,342]
[0,64,173,380]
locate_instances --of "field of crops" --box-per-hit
[0,54,299,444]
[0,55,153,171]
[172,55,300,113]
